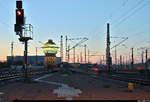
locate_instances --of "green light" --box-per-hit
[42,40,59,54]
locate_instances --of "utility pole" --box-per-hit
[115,47,117,65]
[106,23,111,71]
[77,55,79,63]
[111,37,128,70]
[123,56,125,68]
[36,47,37,65]
[129,52,131,68]
[24,41,28,79]
[11,42,14,61]
[102,55,104,65]
[84,44,87,64]
[118,59,120,69]
[68,45,70,63]
[66,37,88,63]
[100,56,102,65]
[60,35,63,62]
[73,47,75,63]
[80,52,82,64]
[66,36,68,62]
[126,56,128,68]
[88,50,90,64]
[142,51,144,64]
[131,48,134,70]
[120,55,122,69]
[145,49,148,78]
[115,47,118,71]
[102,55,105,65]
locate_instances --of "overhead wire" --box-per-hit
[111,0,144,25]
[113,0,150,29]
[109,0,150,57]
[128,28,150,48]
[90,0,129,46]
[106,0,129,23]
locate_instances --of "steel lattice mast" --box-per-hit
[106,23,111,71]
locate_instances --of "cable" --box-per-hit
[130,28,149,38]
[90,0,129,39]
[126,24,150,48]
[112,0,145,25]
[106,0,129,23]
[114,0,150,28]
[112,28,150,61]
[122,0,129,6]
[111,0,150,49]
[131,36,149,49]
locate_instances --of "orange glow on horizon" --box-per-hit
[0,56,6,62]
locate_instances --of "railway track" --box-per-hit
[0,70,49,81]
[69,68,150,86]
[109,74,150,86]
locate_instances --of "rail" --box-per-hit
[0,70,50,81]
[110,74,150,86]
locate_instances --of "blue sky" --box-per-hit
[0,0,150,63]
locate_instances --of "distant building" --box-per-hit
[7,56,61,65]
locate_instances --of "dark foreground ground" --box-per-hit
[0,71,150,101]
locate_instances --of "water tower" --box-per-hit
[42,39,59,70]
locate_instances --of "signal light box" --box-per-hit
[16,9,24,25]
[16,1,22,9]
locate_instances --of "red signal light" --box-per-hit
[17,10,22,16]
[16,9,24,25]
[93,67,99,71]
[136,67,144,70]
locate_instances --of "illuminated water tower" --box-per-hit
[42,39,59,70]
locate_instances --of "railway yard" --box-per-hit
[0,67,150,101]
[1,0,150,101]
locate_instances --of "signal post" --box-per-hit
[14,0,33,82]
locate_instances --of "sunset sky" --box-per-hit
[0,0,150,63]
